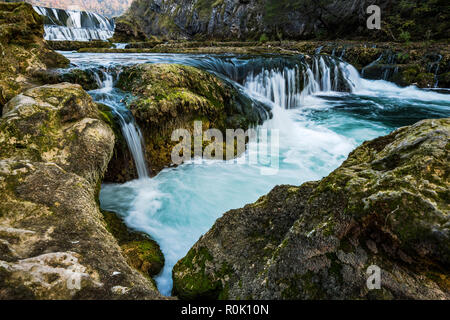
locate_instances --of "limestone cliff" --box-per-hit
[114,0,448,41]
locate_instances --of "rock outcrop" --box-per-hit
[0,83,163,299]
[115,0,448,42]
[0,2,69,114]
[102,211,165,279]
[172,118,450,300]
[104,63,269,182]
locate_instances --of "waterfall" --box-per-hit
[33,6,115,41]
[89,69,149,179]
[243,55,362,109]
[427,54,442,88]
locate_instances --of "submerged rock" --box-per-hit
[0,3,69,114]
[172,118,450,300]
[105,63,268,182]
[0,83,163,299]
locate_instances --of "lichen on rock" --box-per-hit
[172,118,450,300]
[105,63,268,182]
[0,2,69,114]
[0,83,164,300]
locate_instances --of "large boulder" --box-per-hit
[105,63,267,182]
[0,83,163,299]
[173,118,450,300]
[0,2,69,114]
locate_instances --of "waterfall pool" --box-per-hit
[61,52,450,296]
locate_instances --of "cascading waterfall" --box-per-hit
[33,6,115,41]
[89,69,149,178]
[427,54,442,88]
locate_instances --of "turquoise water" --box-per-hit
[61,52,450,296]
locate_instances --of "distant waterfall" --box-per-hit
[243,56,362,109]
[33,6,115,41]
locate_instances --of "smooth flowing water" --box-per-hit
[33,6,115,41]
[88,70,149,178]
[61,52,450,296]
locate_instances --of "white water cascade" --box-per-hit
[33,6,115,41]
[90,70,149,178]
[244,56,362,109]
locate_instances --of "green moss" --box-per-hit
[101,210,165,277]
[250,195,269,208]
[122,240,165,277]
[101,210,148,245]
[281,271,326,299]
[172,246,224,300]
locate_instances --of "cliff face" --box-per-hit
[172,118,450,300]
[115,0,449,41]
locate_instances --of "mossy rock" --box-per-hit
[172,247,224,300]
[0,2,69,109]
[437,72,450,88]
[105,63,266,182]
[122,241,165,277]
[0,83,162,299]
[102,210,165,278]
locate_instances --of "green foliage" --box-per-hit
[259,33,269,43]
[399,31,411,43]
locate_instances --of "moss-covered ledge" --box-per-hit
[102,210,165,281]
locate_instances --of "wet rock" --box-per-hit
[104,63,268,182]
[102,210,165,278]
[0,83,163,299]
[173,118,450,300]
[0,2,69,112]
